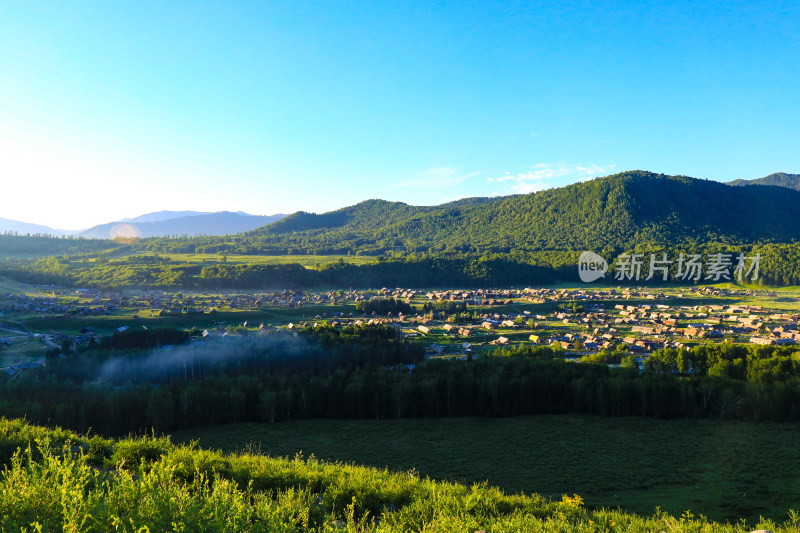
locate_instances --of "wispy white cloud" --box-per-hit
[391,167,481,189]
[490,162,616,194]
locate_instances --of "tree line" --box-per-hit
[5,239,800,288]
[5,326,800,437]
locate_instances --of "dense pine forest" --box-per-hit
[4,324,800,437]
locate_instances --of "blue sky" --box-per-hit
[1,1,798,229]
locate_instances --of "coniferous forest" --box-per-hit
[4,324,800,437]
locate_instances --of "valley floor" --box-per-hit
[171,414,800,524]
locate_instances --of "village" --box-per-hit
[361,286,800,357]
[2,282,799,379]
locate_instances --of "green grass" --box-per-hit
[0,336,46,365]
[0,277,41,296]
[18,304,358,335]
[171,415,800,524]
[4,417,797,532]
[153,253,375,268]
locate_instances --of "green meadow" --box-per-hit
[3,416,798,532]
[172,415,800,524]
[146,253,375,268]
[19,304,355,336]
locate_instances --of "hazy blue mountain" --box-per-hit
[120,210,211,223]
[78,211,287,239]
[727,172,800,191]
[0,217,74,236]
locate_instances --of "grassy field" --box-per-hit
[152,253,375,268]
[0,337,45,366]
[0,277,50,296]
[171,415,800,524]
[19,304,357,335]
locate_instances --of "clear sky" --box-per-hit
[1,1,798,229]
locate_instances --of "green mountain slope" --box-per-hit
[263,196,503,235]
[245,170,800,255]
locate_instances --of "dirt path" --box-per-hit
[0,277,52,297]
[0,324,29,337]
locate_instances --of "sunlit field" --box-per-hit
[140,253,375,268]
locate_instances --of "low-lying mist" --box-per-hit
[97,333,312,385]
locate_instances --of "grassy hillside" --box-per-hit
[171,415,800,524]
[1,417,797,532]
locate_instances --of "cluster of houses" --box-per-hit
[378,287,522,306]
[2,289,132,317]
[1,292,77,316]
[2,358,46,378]
[1,287,363,320]
[268,286,800,358]
[3,284,799,372]
[374,287,800,354]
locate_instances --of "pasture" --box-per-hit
[138,252,374,268]
[172,415,800,524]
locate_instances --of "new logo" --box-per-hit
[578,251,608,283]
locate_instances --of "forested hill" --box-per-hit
[727,172,800,191]
[234,170,800,255]
[262,196,503,235]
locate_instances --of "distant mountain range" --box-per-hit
[0,211,286,239]
[727,172,800,191]
[78,211,287,239]
[0,217,75,237]
[120,210,212,224]
[2,171,799,245]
